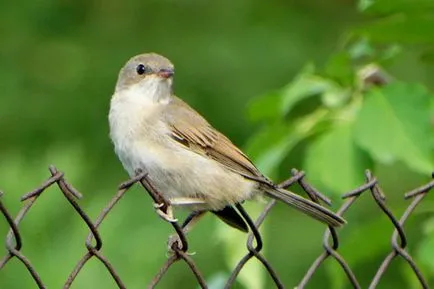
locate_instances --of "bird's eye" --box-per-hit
[136,64,151,75]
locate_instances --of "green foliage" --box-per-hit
[305,123,371,194]
[418,217,434,273]
[1,0,434,288]
[244,0,434,286]
[247,2,434,193]
[354,83,434,174]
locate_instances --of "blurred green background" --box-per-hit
[1,0,434,288]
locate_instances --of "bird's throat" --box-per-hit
[138,78,173,104]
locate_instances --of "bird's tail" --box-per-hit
[263,187,345,227]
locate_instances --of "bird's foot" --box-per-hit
[153,203,178,223]
[167,234,182,251]
[167,234,195,255]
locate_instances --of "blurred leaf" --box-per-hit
[355,15,434,44]
[417,231,434,272]
[422,216,434,234]
[420,48,434,64]
[280,64,334,116]
[246,109,330,177]
[354,82,434,174]
[340,217,393,265]
[248,91,281,122]
[348,38,375,60]
[378,44,402,62]
[416,217,434,277]
[358,0,375,11]
[324,52,354,86]
[304,123,370,195]
[399,262,427,289]
[321,87,351,109]
[325,260,348,289]
[216,203,265,289]
[245,123,294,176]
[248,64,337,122]
[359,0,434,15]
[207,272,228,289]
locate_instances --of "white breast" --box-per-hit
[109,82,168,176]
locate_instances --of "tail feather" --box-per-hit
[212,206,249,232]
[264,187,346,227]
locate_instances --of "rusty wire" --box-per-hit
[1,165,433,288]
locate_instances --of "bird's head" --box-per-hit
[115,53,175,101]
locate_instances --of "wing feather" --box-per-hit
[165,97,270,185]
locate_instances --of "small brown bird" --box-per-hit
[109,53,345,233]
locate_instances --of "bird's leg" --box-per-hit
[168,197,207,206]
[154,197,205,222]
[154,196,208,251]
[154,196,207,223]
[181,210,207,233]
[168,210,207,251]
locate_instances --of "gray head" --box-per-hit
[115,53,175,92]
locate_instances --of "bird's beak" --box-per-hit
[157,68,174,79]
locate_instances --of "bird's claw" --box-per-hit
[153,202,164,209]
[167,234,183,251]
[166,234,195,255]
[153,203,178,223]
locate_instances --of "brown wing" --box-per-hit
[165,96,271,185]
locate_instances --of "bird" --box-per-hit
[109,53,345,234]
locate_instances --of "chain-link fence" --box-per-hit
[1,165,432,288]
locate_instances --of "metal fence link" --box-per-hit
[0,165,432,288]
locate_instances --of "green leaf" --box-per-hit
[360,0,434,15]
[378,44,402,62]
[244,123,294,177]
[216,203,265,289]
[245,109,331,177]
[354,82,434,174]
[339,217,395,265]
[416,217,434,274]
[281,70,338,116]
[420,48,434,64]
[207,273,230,289]
[321,87,351,109]
[417,231,434,272]
[355,15,434,44]
[324,52,355,86]
[348,38,375,60]
[304,123,370,195]
[358,0,375,11]
[248,64,339,121]
[247,91,281,122]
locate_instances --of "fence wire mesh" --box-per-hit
[0,165,432,288]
